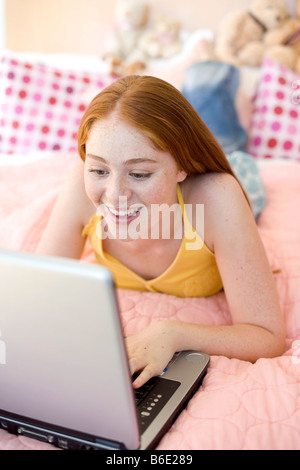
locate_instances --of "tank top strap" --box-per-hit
[176,183,205,251]
[176,184,185,211]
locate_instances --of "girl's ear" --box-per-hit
[177,169,188,183]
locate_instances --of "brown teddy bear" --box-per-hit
[139,15,182,60]
[102,0,150,76]
[214,0,291,67]
[263,0,300,73]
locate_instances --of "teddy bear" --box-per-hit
[139,15,182,60]
[263,0,300,74]
[214,0,291,67]
[102,0,150,76]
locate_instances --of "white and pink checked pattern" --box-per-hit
[0,53,115,155]
[247,56,300,161]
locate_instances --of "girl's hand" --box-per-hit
[125,320,179,389]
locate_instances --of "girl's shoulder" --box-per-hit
[36,161,95,258]
[180,172,250,252]
[64,161,95,226]
[181,172,244,209]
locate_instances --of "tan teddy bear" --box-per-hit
[102,0,150,76]
[263,0,300,73]
[214,0,291,67]
[139,15,182,60]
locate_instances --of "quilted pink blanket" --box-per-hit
[0,152,300,450]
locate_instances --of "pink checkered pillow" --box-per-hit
[247,56,300,161]
[0,53,115,154]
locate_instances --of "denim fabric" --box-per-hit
[181,61,247,154]
[181,61,266,219]
[227,151,266,220]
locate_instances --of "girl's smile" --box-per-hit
[98,202,144,225]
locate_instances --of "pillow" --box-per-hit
[247,56,300,161]
[0,52,115,154]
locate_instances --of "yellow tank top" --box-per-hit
[82,185,223,297]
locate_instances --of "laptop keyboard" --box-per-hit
[134,376,180,432]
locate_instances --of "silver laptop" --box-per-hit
[0,248,209,450]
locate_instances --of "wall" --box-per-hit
[0,0,5,49]
[5,0,252,54]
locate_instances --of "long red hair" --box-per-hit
[78,75,238,180]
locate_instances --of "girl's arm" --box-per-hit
[127,174,285,388]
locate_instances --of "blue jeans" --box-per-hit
[181,61,266,219]
[181,61,247,155]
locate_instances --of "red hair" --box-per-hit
[78,75,238,179]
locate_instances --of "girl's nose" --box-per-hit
[105,176,132,205]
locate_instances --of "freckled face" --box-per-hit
[84,114,187,223]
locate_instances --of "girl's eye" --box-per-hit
[130,173,152,180]
[87,169,151,179]
[88,169,108,176]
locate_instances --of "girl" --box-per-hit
[37,75,285,388]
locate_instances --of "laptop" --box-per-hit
[0,248,209,450]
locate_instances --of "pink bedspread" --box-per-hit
[1,152,300,450]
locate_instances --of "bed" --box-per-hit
[0,23,300,450]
